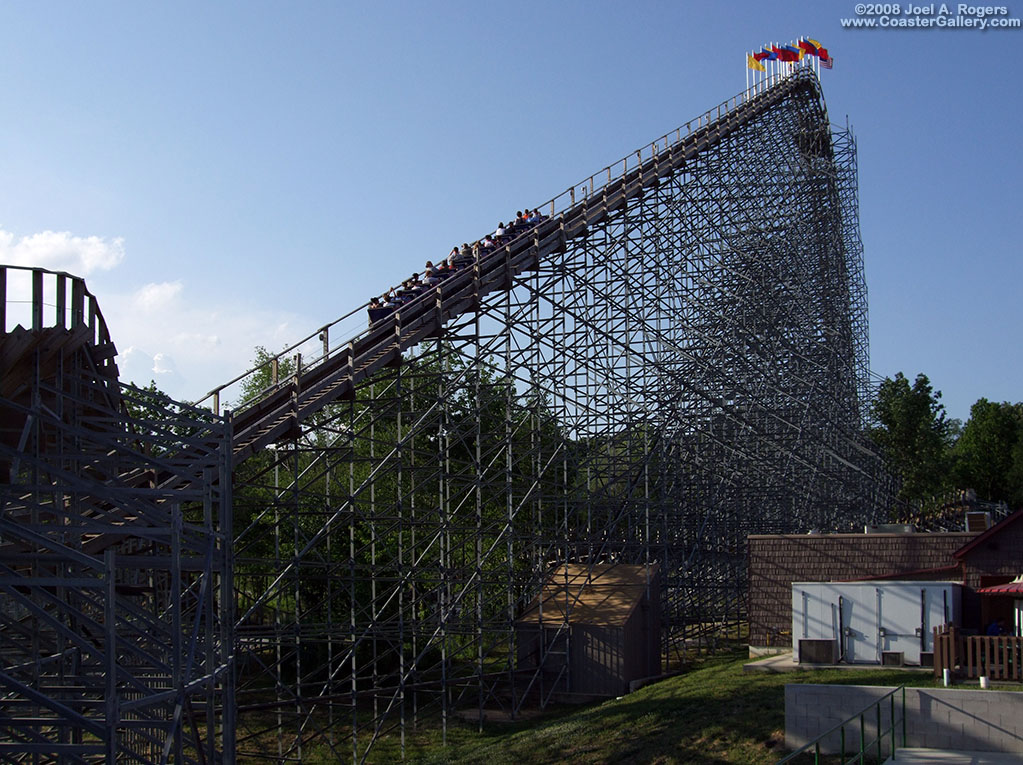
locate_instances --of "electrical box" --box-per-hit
[792,581,961,665]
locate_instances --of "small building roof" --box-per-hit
[953,508,1023,560]
[517,563,659,628]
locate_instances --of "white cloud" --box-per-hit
[171,331,220,349]
[0,227,124,274]
[152,352,177,375]
[104,288,319,402]
[131,281,182,312]
[119,346,184,391]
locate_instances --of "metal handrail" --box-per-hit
[776,685,906,765]
[195,66,822,418]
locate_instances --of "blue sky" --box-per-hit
[1,1,1019,423]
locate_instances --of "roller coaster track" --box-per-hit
[1,66,884,763]
[223,69,821,467]
[0,70,823,478]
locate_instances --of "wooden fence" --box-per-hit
[933,625,1023,681]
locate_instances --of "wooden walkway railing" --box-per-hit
[933,625,1023,681]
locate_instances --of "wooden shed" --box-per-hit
[516,563,660,700]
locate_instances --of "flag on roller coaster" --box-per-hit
[795,39,832,70]
[747,53,766,72]
[821,55,833,69]
[783,44,804,60]
[753,50,772,61]
[772,45,799,62]
[798,39,820,57]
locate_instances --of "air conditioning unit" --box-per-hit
[798,639,837,664]
[965,511,992,532]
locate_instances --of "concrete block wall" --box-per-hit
[785,685,894,755]
[786,684,1023,754]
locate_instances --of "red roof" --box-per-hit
[977,579,1023,595]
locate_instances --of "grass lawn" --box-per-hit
[343,649,945,764]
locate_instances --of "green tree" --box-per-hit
[229,342,577,653]
[237,345,296,405]
[951,398,1023,506]
[123,379,216,457]
[869,372,954,505]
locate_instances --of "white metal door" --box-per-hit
[841,588,879,663]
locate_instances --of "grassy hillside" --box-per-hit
[352,650,941,765]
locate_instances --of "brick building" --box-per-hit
[748,510,1023,654]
